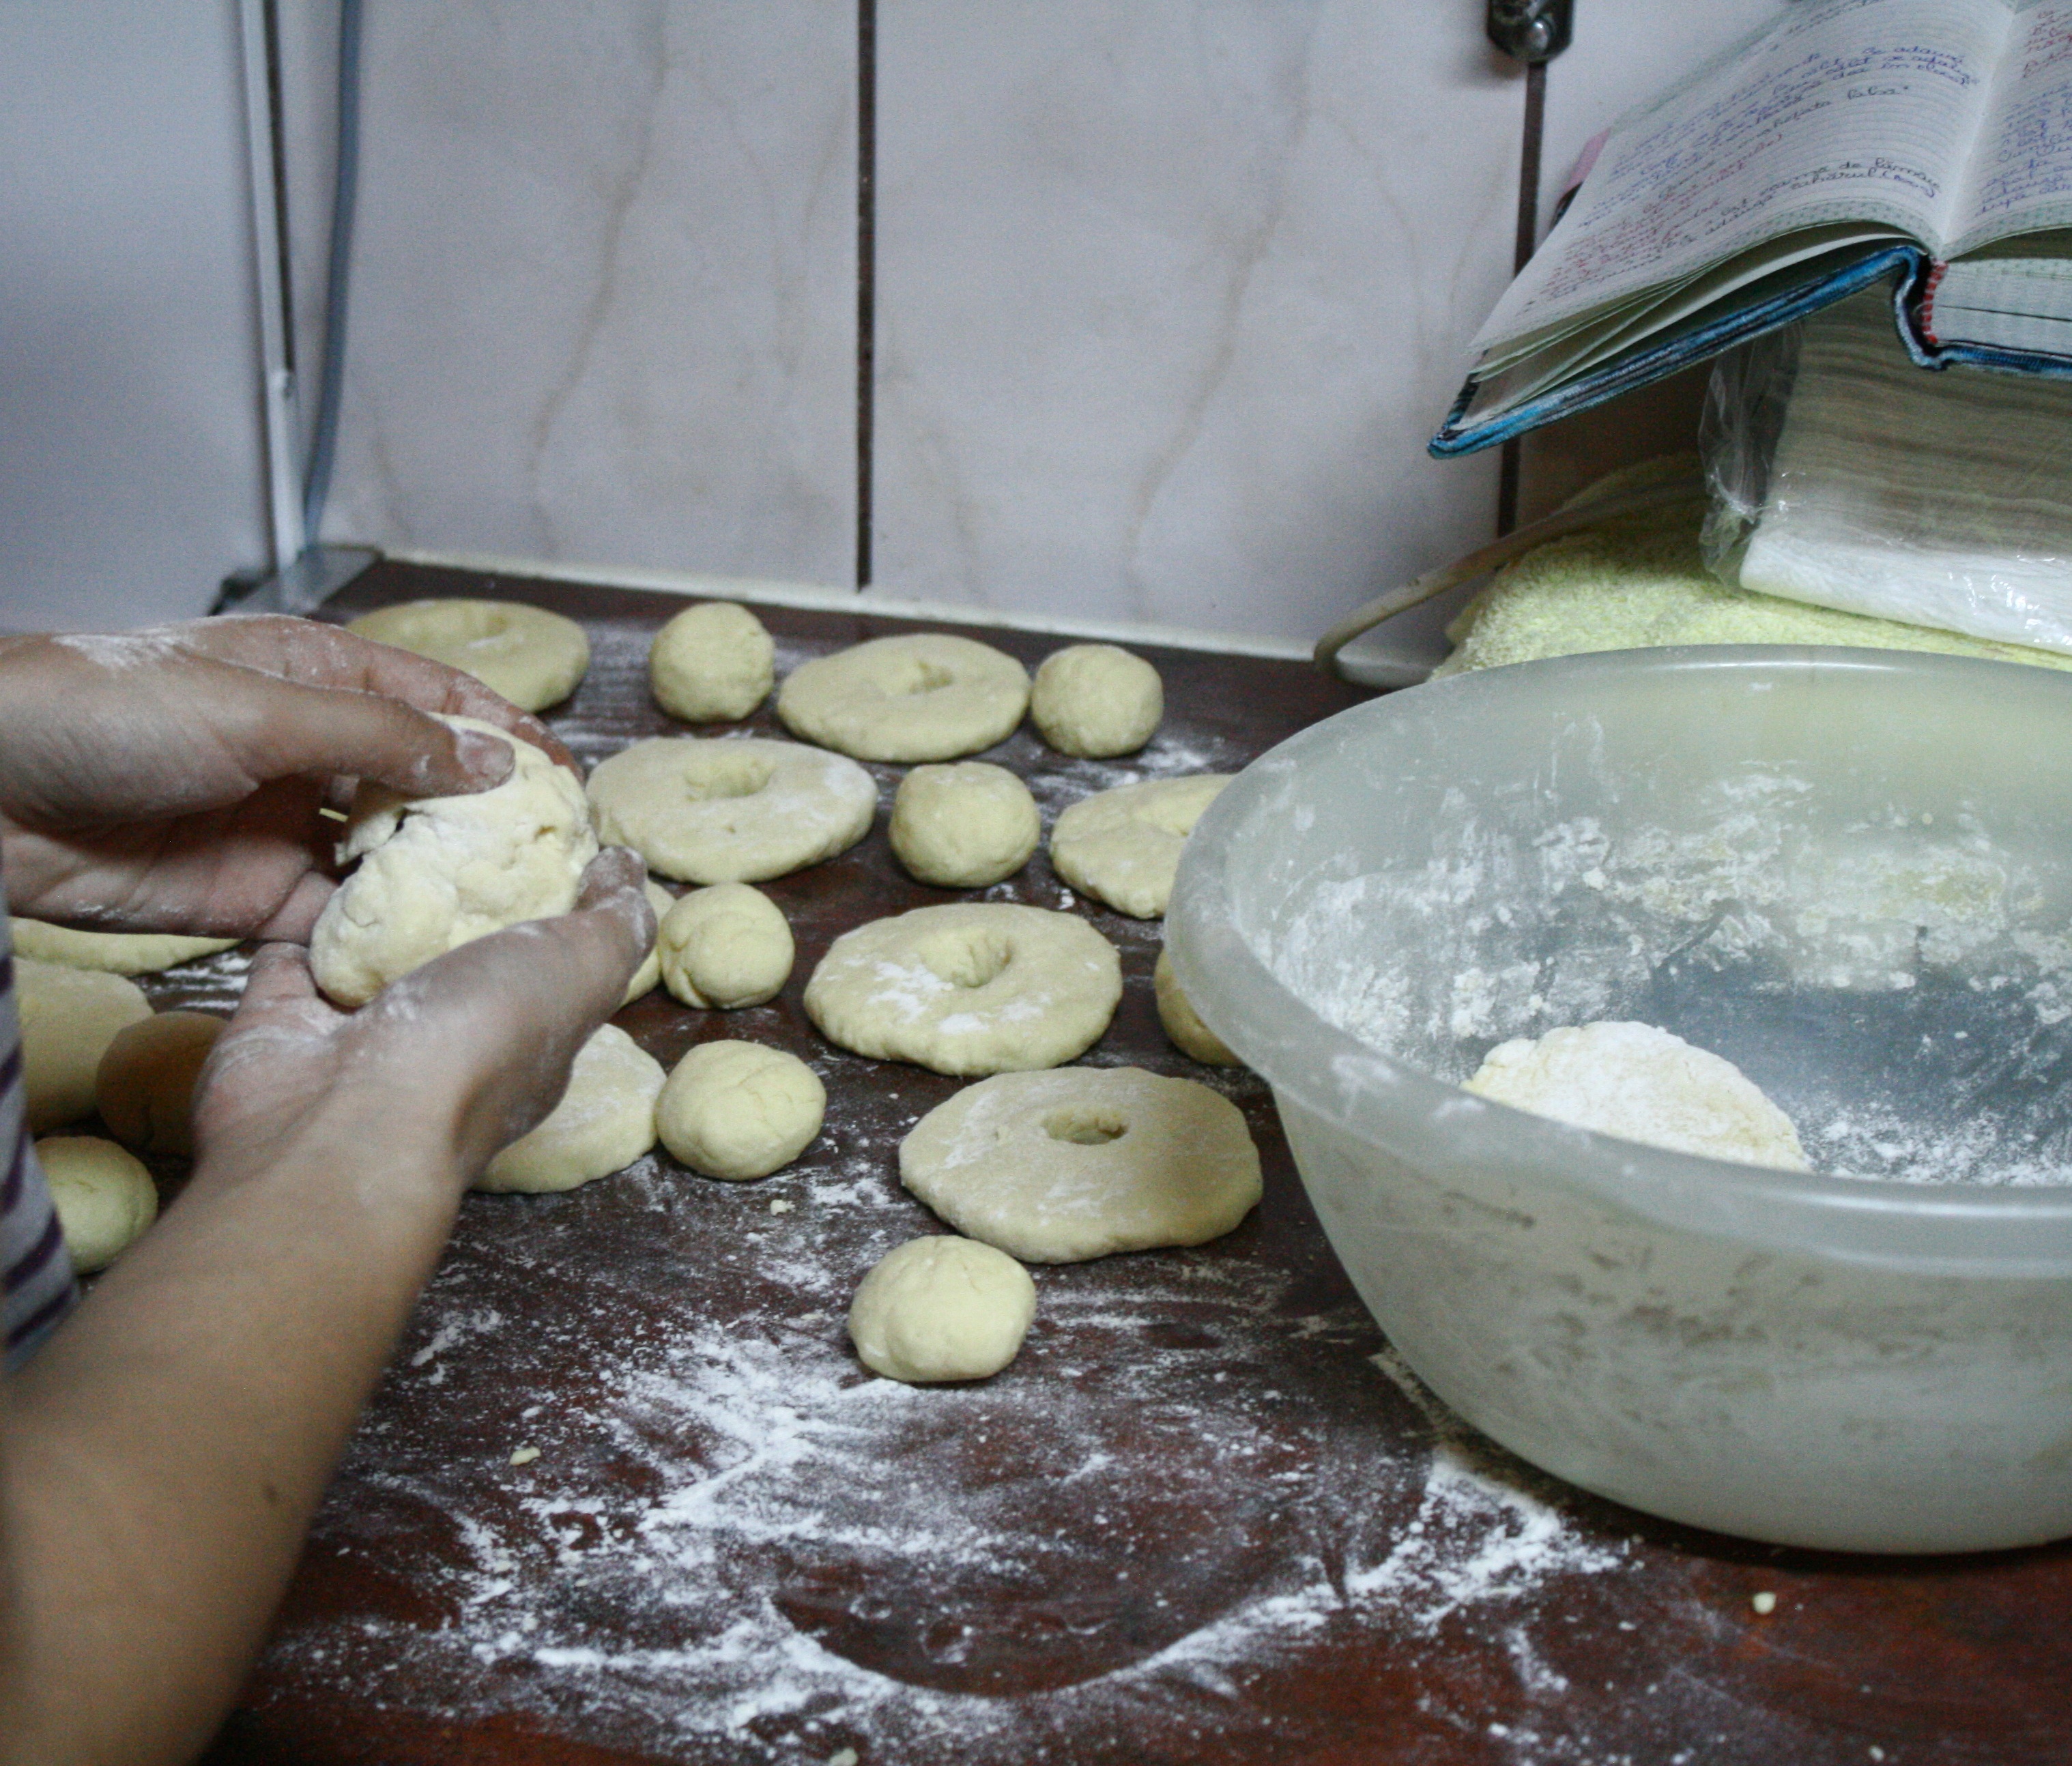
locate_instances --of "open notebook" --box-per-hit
[1433,0,2072,457]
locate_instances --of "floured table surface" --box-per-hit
[164,563,2071,1765]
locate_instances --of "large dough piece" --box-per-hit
[777,634,1030,762]
[310,718,597,1007]
[805,903,1120,1075]
[10,918,236,976]
[900,1066,1262,1262]
[586,736,876,885]
[348,599,590,711]
[17,959,152,1133]
[1463,1021,1809,1170]
[1050,775,1231,919]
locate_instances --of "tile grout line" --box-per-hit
[855,0,877,590]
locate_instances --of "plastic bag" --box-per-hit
[1700,289,2072,656]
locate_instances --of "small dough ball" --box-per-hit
[1050,775,1232,919]
[650,601,775,722]
[10,918,236,976]
[900,1066,1261,1263]
[777,634,1030,762]
[17,959,152,1133]
[310,717,599,1007]
[658,1041,824,1180]
[889,762,1040,888]
[478,1024,665,1193]
[586,736,876,886]
[1463,1021,1809,1171]
[1031,644,1163,757]
[848,1236,1037,1384]
[805,903,1121,1075]
[95,1011,226,1157]
[1153,950,1240,1067]
[657,883,794,1009]
[38,1135,158,1275]
[347,599,590,712]
[622,880,676,1004]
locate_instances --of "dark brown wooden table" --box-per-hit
[160,562,2072,1764]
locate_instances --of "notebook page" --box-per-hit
[1473,0,2005,356]
[1950,2,2072,251]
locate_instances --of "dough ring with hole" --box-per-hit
[804,902,1120,1075]
[10,918,237,976]
[899,1065,1261,1262]
[586,736,876,884]
[777,633,1031,762]
[347,599,590,712]
[1049,775,1232,918]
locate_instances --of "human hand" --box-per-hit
[191,848,655,1196]
[0,614,577,941]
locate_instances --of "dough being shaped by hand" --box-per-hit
[900,1066,1261,1263]
[10,917,236,976]
[96,1011,225,1157]
[310,716,598,1007]
[889,762,1040,888]
[586,736,876,885]
[347,599,589,711]
[657,1040,824,1180]
[1049,775,1232,919]
[650,601,775,722]
[1031,644,1162,757]
[805,903,1120,1075]
[1463,1021,1809,1170]
[777,634,1030,762]
[1153,949,1240,1067]
[17,959,152,1133]
[38,1135,158,1274]
[477,1024,665,1193]
[657,883,793,1009]
[621,880,676,1004]
[848,1236,1036,1384]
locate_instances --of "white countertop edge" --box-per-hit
[381,547,1318,663]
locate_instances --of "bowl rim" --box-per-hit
[1168,644,2072,1229]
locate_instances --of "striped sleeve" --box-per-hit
[1,906,77,1367]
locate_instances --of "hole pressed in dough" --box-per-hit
[919,930,1013,989]
[682,751,777,802]
[891,659,956,697]
[1044,1109,1127,1146]
[1139,800,1205,838]
[407,603,513,643]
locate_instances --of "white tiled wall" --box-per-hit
[0,3,1791,644]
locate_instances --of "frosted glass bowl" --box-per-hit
[1168,647,2072,1554]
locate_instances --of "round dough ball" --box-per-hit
[848,1236,1037,1384]
[657,1040,824,1181]
[1153,949,1240,1067]
[650,601,775,722]
[586,736,876,886]
[38,1135,158,1275]
[805,903,1121,1076]
[95,1011,226,1157]
[889,762,1040,888]
[347,599,589,712]
[777,634,1030,762]
[1050,775,1232,919]
[1463,1021,1809,1171]
[1031,644,1163,757]
[10,917,236,976]
[900,1066,1262,1264]
[477,1024,665,1193]
[622,880,677,1004]
[657,883,794,1010]
[17,959,152,1134]
[311,717,598,1007]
